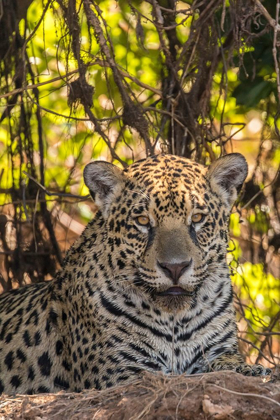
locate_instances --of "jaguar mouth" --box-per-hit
[157,286,195,297]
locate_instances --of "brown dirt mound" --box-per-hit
[1,371,279,420]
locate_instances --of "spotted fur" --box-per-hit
[0,154,270,394]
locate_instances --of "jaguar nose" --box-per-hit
[157,260,192,285]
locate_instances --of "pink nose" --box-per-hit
[157,260,192,284]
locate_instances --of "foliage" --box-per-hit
[0,0,279,366]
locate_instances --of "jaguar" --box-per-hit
[0,153,270,394]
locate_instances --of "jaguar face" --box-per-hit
[84,154,248,312]
[116,191,214,311]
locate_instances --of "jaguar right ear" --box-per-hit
[206,153,248,208]
[84,161,124,212]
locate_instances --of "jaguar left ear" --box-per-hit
[206,153,248,207]
[84,161,124,212]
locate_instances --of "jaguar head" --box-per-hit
[84,154,247,311]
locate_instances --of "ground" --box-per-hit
[1,371,279,420]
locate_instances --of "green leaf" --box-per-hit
[232,77,274,107]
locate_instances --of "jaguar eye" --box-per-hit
[136,216,150,226]
[191,213,205,224]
